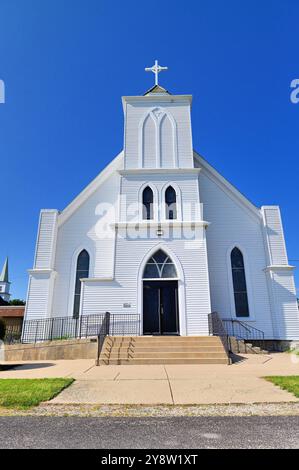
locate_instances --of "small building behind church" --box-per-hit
[23,63,299,352]
[0,258,25,337]
[0,257,10,303]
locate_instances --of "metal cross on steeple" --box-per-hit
[145,60,168,86]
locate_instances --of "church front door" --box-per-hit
[143,280,179,335]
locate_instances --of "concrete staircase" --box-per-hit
[98,336,229,365]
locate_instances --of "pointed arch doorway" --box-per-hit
[142,249,179,335]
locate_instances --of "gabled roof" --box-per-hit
[143,84,170,96]
[193,150,261,220]
[0,257,9,283]
[56,142,262,228]
[58,151,124,226]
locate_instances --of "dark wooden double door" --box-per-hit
[143,280,179,335]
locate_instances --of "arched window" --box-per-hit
[143,249,177,279]
[231,247,249,317]
[165,186,177,220]
[142,186,154,220]
[73,249,90,318]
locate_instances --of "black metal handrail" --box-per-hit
[208,312,231,364]
[222,318,265,352]
[96,312,111,365]
[222,318,265,339]
[20,312,141,344]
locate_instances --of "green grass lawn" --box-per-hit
[265,376,299,398]
[0,378,74,409]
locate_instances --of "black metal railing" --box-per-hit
[108,313,141,336]
[208,312,231,364]
[95,312,142,365]
[222,318,265,351]
[3,321,23,344]
[20,313,141,344]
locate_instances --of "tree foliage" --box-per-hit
[8,299,25,306]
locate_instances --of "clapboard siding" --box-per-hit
[34,211,58,269]
[82,231,211,336]
[25,274,52,320]
[120,173,200,222]
[143,114,156,168]
[124,100,193,169]
[270,270,299,339]
[262,206,288,265]
[199,170,275,338]
[51,172,120,318]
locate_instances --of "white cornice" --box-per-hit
[119,168,201,176]
[111,220,210,229]
[80,277,114,282]
[28,269,58,276]
[263,265,295,272]
[122,94,192,112]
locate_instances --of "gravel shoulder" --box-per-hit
[1,402,299,417]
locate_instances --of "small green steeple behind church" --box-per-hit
[0,257,9,283]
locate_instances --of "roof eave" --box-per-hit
[122,94,192,112]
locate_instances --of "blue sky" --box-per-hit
[0,0,298,299]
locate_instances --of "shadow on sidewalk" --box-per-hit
[1,362,55,372]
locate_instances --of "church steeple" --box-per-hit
[0,257,9,283]
[0,257,11,302]
[122,61,194,170]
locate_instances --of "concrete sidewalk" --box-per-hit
[1,353,299,405]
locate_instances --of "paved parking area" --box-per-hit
[1,353,299,405]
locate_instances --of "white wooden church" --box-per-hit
[24,61,299,345]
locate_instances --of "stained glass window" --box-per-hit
[73,249,90,318]
[231,247,249,317]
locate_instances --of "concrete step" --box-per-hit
[98,357,229,365]
[103,346,225,353]
[102,351,227,359]
[106,340,222,347]
[230,337,268,355]
[99,336,229,366]
[107,336,221,342]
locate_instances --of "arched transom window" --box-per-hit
[231,247,249,317]
[143,250,177,279]
[165,185,177,220]
[73,249,90,318]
